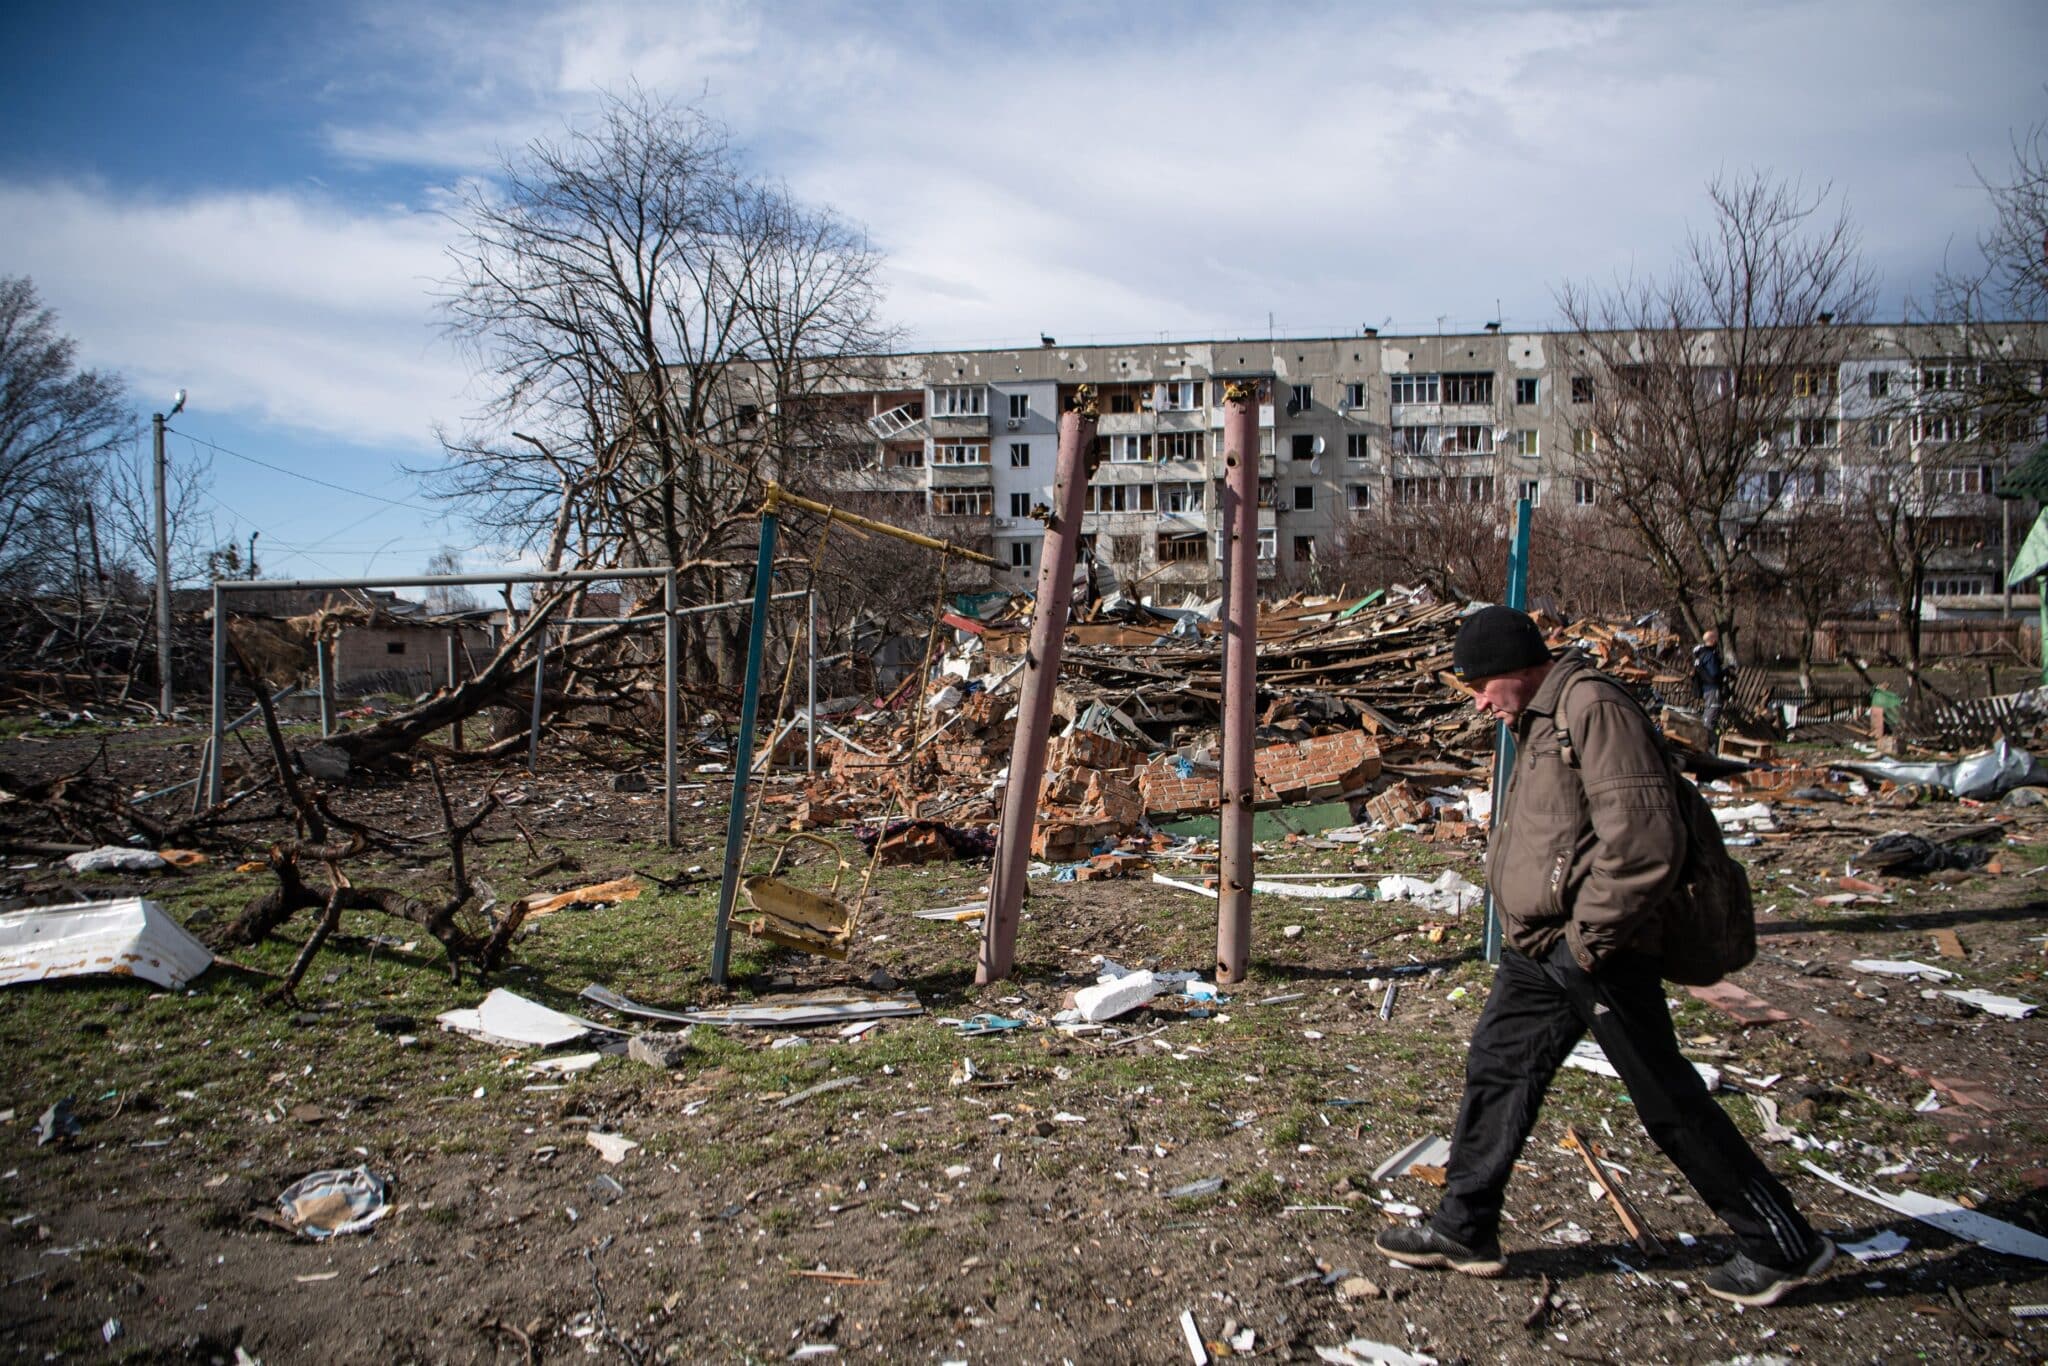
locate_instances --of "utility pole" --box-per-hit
[152,389,186,718]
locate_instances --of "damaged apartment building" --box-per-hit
[720,323,2048,608]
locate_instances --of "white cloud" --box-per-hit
[0,179,469,447]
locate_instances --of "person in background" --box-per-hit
[1692,628,1727,739]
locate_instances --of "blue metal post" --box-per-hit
[1483,497,1534,966]
[711,508,780,986]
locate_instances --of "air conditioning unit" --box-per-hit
[1006,418,1023,430]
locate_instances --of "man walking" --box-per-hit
[1692,628,1727,740]
[1373,606,1833,1306]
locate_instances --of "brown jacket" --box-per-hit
[1486,653,1686,971]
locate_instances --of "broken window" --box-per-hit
[1009,492,1031,517]
[1392,477,1441,504]
[1916,413,1970,443]
[1009,393,1030,419]
[1289,383,1312,412]
[1573,428,1597,455]
[1109,434,1152,463]
[1010,442,1030,467]
[1293,484,1315,511]
[1291,433,1316,461]
[1441,425,1494,455]
[1157,534,1206,563]
[1510,429,1538,457]
[1257,528,1277,561]
[1090,483,1155,512]
[1923,575,1988,596]
[736,403,760,427]
[1162,482,1204,513]
[1009,541,1033,568]
[932,489,992,517]
[1160,380,1205,411]
[1515,377,1539,405]
[1392,425,1432,455]
[1573,477,1597,506]
[1389,373,1439,405]
[892,445,925,468]
[1868,371,1892,399]
[1110,534,1144,563]
[1794,418,1838,448]
[1343,382,1367,409]
[1442,371,1494,405]
[934,443,988,465]
[931,385,987,417]
[1293,535,1315,562]
[1571,375,1594,404]
[1791,368,1837,398]
[1458,476,1496,502]
[1348,482,1373,509]
[1158,430,1206,461]
[1517,478,1541,506]
[1867,419,1894,449]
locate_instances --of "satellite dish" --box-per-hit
[1285,399,1301,417]
[1311,435,1326,456]
[1310,457,1322,475]
[1335,398,1353,415]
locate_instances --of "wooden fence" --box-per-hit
[1745,619,2039,666]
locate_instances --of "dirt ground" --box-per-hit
[2,719,2046,1364]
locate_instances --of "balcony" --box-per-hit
[1210,404,1276,429]
[928,412,990,439]
[833,465,926,494]
[927,461,993,488]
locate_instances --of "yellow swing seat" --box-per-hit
[740,834,857,959]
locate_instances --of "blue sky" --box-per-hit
[2,0,2044,588]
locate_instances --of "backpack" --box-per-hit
[1553,672,1756,986]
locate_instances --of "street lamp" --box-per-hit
[153,389,186,717]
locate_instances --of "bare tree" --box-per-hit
[1556,173,1877,659]
[0,277,136,593]
[431,89,893,690]
[419,547,482,614]
[1336,485,1510,602]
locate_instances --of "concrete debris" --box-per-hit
[0,897,213,990]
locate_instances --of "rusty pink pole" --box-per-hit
[1216,381,1260,984]
[979,390,1099,983]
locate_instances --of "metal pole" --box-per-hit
[712,511,781,985]
[315,638,335,737]
[526,627,546,774]
[2037,573,2047,688]
[445,631,464,749]
[980,394,1099,983]
[152,412,174,716]
[806,588,818,776]
[664,569,680,848]
[1216,383,1261,986]
[1483,497,1535,967]
[207,584,227,804]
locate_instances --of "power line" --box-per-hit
[166,428,437,512]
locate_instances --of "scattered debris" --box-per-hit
[1939,988,2037,1018]
[1315,1340,1438,1366]
[438,988,613,1048]
[275,1167,389,1239]
[31,1099,79,1147]
[1564,1038,1719,1091]
[586,1131,639,1164]
[0,897,213,990]
[516,874,643,918]
[777,1076,860,1109]
[1075,969,1167,1022]
[627,1029,696,1068]
[1840,1229,1911,1261]
[1801,1162,2048,1262]
[1372,1135,1452,1183]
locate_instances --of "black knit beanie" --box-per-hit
[1452,605,1552,682]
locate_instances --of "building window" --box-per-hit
[1921,362,1963,392]
[1441,424,1495,455]
[1090,483,1155,512]
[1794,418,1838,448]
[1573,477,1597,506]
[1791,368,1837,398]
[1009,541,1033,568]
[1293,485,1315,511]
[1160,380,1205,411]
[1571,375,1594,404]
[1347,433,1371,461]
[1109,390,1137,414]
[1866,420,1893,449]
[1109,534,1144,564]
[1343,382,1367,410]
[1109,434,1152,463]
[1158,534,1206,563]
[1867,371,1892,399]
[1008,393,1029,420]
[932,385,987,417]
[1929,463,1997,496]
[1393,477,1441,504]
[1009,492,1031,517]
[1442,372,1494,405]
[1010,442,1031,467]
[1159,430,1206,461]
[1162,481,1204,513]
[1348,483,1373,509]
[1389,373,1439,405]
[933,489,992,516]
[1293,535,1315,562]
[386,641,406,656]
[1916,413,1969,444]
[1515,377,1539,405]
[893,446,925,468]
[1517,479,1541,507]
[1392,425,1432,455]
[1289,383,1312,412]
[1510,429,1538,457]
[1573,428,1597,455]
[736,403,760,427]
[1257,528,1277,561]
[1923,575,1987,597]
[934,443,988,465]
[1290,433,1316,460]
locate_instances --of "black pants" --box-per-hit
[1432,944,1820,1269]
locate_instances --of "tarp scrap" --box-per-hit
[1800,1160,2048,1263]
[1837,737,2048,800]
[276,1167,388,1239]
[0,898,213,990]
